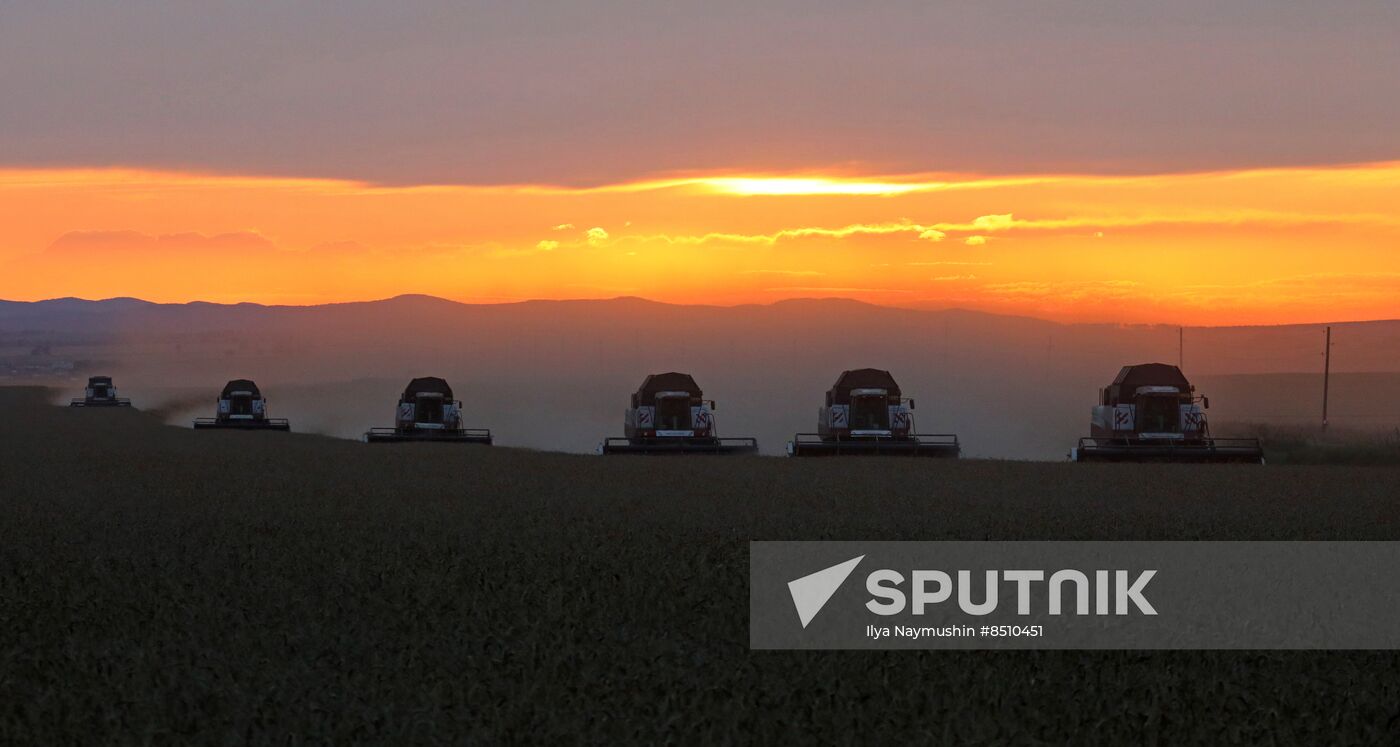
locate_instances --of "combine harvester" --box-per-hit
[364,377,492,444]
[1071,363,1264,463]
[69,375,131,407]
[193,379,290,431]
[787,368,960,457]
[600,372,758,455]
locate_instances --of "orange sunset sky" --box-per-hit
[3,2,1398,326]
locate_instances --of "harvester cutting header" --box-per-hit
[1071,363,1263,463]
[70,375,131,407]
[788,368,960,457]
[194,379,290,431]
[600,372,758,454]
[364,377,493,444]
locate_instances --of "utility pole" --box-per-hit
[1322,325,1332,430]
[1178,326,1183,370]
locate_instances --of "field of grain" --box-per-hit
[3,386,1399,743]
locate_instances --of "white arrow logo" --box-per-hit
[787,555,865,628]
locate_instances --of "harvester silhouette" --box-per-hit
[599,372,758,455]
[1070,363,1263,463]
[364,377,492,444]
[787,368,960,457]
[69,375,131,407]
[193,379,290,431]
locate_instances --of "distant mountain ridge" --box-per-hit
[4,293,1396,331]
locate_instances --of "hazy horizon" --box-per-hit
[7,295,1398,458]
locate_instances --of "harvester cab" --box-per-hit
[1071,363,1263,463]
[599,372,758,454]
[193,379,290,430]
[787,368,960,457]
[364,377,493,444]
[70,375,132,407]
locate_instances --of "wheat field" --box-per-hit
[2,386,1399,743]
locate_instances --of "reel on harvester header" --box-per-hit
[599,372,759,455]
[193,379,290,431]
[364,377,493,444]
[787,368,960,457]
[1070,363,1263,464]
[70,375,132,407]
